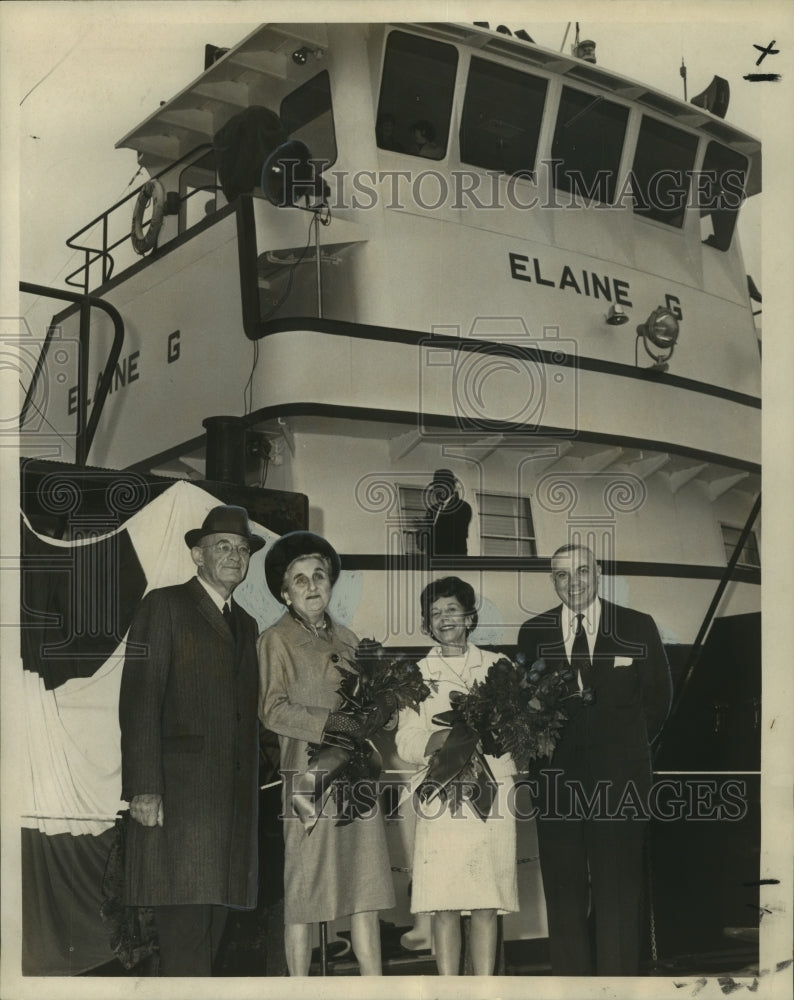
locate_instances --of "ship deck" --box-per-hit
[82,911,760,980]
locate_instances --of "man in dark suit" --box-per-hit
[119,505,265,975]
[421,469,472,556]
[517,543,672,976]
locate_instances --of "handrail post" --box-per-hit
[655,492,761,754]
[76,298,91,464]
[19,282,125,466]
[103,216,109,284]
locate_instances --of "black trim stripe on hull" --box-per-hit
[258,317,761,411]
[242,401,762,475]
[337,554,760,585]
[127,402,761,476]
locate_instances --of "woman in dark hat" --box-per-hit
[257,531,395,976]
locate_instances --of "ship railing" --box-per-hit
[19,281,125,466]
[64,144,214,296]
[653,491,761,762]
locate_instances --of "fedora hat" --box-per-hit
[265,531,341,602]
[184,505,266,552]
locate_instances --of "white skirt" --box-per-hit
[409,776,518,914]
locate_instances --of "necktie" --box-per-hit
[570,612,591,689]
[223,602,236,637]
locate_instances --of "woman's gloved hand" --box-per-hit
[324,689,398,742]
[324,710,368,738]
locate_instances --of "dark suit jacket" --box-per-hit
[517,600,672,811]
[426,498,472,555]
[119,577,260,907]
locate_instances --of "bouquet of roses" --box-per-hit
[297,639,435,830]
[416,654,578,821]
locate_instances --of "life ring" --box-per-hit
[130,179,165,255]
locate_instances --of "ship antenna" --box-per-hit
[680,57,688,101]
[560,22,571,52]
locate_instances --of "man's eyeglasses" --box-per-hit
[202,540,252,558]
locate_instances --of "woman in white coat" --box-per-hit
[396,577,518,975]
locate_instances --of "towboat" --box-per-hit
[16,20,764,979]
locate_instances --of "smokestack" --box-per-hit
[203,415,247,484]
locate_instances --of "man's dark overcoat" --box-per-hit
[119,577,259,907]
[517,597,672,975]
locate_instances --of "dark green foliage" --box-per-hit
[454,656,569,772]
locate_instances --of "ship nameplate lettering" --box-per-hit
[68,349,141,415]
[509,252,633,307]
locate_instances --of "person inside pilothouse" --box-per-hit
[409,119,445,159]
[376,112,404,151]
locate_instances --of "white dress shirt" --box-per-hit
[196,573,231,615]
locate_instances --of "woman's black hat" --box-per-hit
[265,531,341,602]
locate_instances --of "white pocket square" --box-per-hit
[614,656,634,667]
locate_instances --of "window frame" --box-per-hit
[376,29,459,161]
[397,484,429,556]
[458,54,549,178]
[629,112,700,229]
[279,68,338,171]
[697,140,748,252]
[720,522,761,569]
[548,83,631,205]
[475,490,537,558]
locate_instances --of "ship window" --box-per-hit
[178,149,218,233]
[376,30,458,159]
[398,485,428,555]
[631,116,698,227]
[476,491,537,557]
[550,86,629,204]
[459,57,547,176]
[396,486,536,557]
[280,70,336,169]
[698,141,748,251]
[720,523,760,569]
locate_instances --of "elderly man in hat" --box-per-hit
[119,505,264,976]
